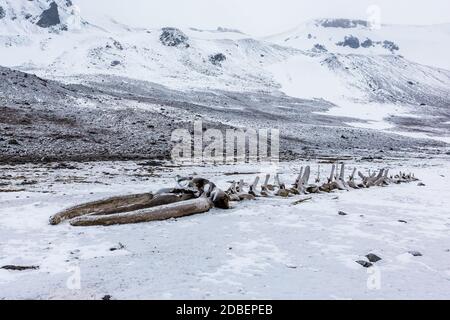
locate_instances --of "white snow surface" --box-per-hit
[1,158,450,299]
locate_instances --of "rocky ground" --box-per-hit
[1,66,448,164]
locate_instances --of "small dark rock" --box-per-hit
[102,295,112,300]
[356,260,373,268]
[0,6,5,20]
[408,251,422,257]
[111,60,121,67]
[338,211,348,216]
[417,182,426,187]
[1,265,39,271]
[8,139,20,145]
[113,40,123,50]
[398,220,408,223]
[109,242,125,251]
[365,253,382,263]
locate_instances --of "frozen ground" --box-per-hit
[1,157,450,299]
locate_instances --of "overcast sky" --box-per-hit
[74,0,450,36]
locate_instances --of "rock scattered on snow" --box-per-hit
[336,35,360,49]
[417,182,426,187]
[37,1,61,28]
[318,19,368,29]
[312,44,327,52]
[1,265,39,271]
[109,242,125,251]
[111,60,121,67]
[113,40,123,50]
[209,53,227,66]
[159,27,189,47]
[338,211,348,216]
[356,260,373,268]
[408,251,423,257]
[398,220,408,223]
[361,38,374,48]
[383,40,400,52]
[365,253,382,263]
[102,295,112,300]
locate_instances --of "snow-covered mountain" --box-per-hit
[265,18,450,70]
[0,0,85,33]
[0,1,449,144]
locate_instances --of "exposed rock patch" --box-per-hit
[361,38,374,48]
[1,265,39,271]
[312,44,327,52]
[36,1,60,28]
[160,27,189,47]
[356,260,373,268]
[318,19,368,28]
[383,40,400,52]
[337,35,360,49]
[366,253,382,263]
[209,53,226,66]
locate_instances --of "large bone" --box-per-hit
[328,164,336,183]
[249,176,260,197]
[347,167,359,189]
[315,165,321,183]
[49,192,155,225]
[70,197,214,227]
[261,174,273,196]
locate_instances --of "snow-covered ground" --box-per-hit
[1,158,449,299]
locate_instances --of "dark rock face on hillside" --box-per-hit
[383,40,400,52]
[159,27,189,47]
[209,53,226,66]
[312,44,327,52]
[319,19,368,28]
[361,38,374,48]
[36,2,60,28]
[337,35,360,49]
[0,6,5,20]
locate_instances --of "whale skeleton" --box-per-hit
[49,164,420,227]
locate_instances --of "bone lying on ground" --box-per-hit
[70,197,214,227]
[49,192,155,225]
[50,164,420,227]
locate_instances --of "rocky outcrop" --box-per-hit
[336,35,360,49]
[338,37,399,52]
[160,27,189,47]
[36,1,60,28]
[312,44,327,52]
[318,19,368,28]
[361,38,374,48]
[209,53,226,66]
[383,40,399,52]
